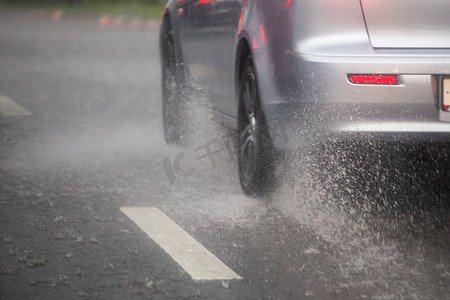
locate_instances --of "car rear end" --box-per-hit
[269,0,450,149]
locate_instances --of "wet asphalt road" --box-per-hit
[0,9,449,300]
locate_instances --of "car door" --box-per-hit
[208,0,243,118]
[176,0,215,90]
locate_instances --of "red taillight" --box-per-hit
[444,105,449,112]
[348,74,397,85]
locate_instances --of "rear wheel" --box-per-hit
[161,23,186,144]
[238,57,276,196]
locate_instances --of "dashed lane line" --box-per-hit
[120,207,242,281]
[0,95,31,116]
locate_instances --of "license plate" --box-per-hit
[444,78,450,110]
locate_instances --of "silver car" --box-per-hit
[159,0,450,196]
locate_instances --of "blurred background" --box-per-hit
[1,0,165,19]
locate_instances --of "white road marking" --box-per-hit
[0,95,31,116]
[120,207,242,281]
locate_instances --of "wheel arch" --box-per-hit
[234,36,280,119]
[234,37,252,106]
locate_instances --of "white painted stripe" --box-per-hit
[120,207,242,281]
[0,95,31,116]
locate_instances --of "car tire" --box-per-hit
[238,57,276,196]
[160,22,187,144]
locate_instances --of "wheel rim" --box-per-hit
[240,72,259,185]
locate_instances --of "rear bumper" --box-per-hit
[262,50,450,150]
[265,105,450,151]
